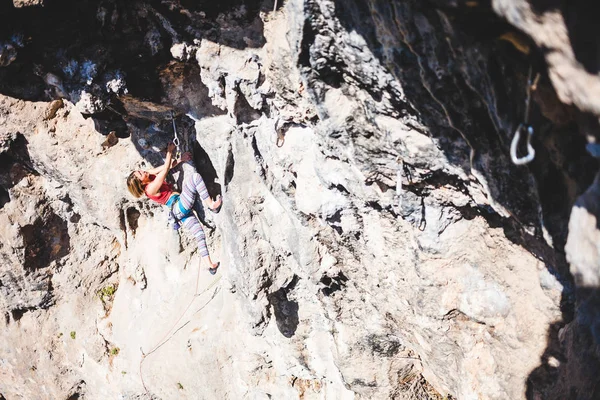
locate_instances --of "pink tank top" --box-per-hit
[144,175,174,205]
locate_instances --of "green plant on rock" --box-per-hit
[70,331,76,339]
[98,284,117,304]
[110,347,120,356]
[177,382,184,390]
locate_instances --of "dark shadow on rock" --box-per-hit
[0,185,9,209]
[268,275,300,338]
[84,108,129,138]
[527,0,563,13]
[526,286,600,400]
[126,207,141,235]
[21,210,70,271]
[223,144,235,189]
[173,0,268,49]
[233,88,262,125]
[192,140,222,200]
[0,134,38,193]
[0,0,269,101]
[65,379,86,400]
[563,0,600,75]
[320,271,348,297]
[527,173,600,398]
[528,0,600,75]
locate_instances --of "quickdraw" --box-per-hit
[510,124,535,165]
[171,110,181,159]
[510,66,540,166]
[276,130,285,148]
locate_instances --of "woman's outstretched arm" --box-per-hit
[146,164,166,175]
[144,143,175,196]
[145,152,191,174]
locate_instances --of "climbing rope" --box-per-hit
[139,267,222,395]
[171,111,181,160]
[510,66,540,166]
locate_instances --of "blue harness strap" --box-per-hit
[167,195,192,230]
[165,194,178,208]
[176,200,193,221]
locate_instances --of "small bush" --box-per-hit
[70,331,76,339]
[98,284,117,303]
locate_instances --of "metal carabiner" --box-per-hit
[510,66,539,166]
[510,123,535,165]
[171,111,181,158]
[275,131,285,148]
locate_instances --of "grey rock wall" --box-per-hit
[0,0,598,399]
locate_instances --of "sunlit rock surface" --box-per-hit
[0,0,598,399]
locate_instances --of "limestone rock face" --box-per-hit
[0,1,598,399]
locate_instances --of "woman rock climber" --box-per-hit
[126,143,222,274]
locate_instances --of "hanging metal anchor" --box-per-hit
[510,124,535,165]
[510,66,540,166]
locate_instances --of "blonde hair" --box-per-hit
[127,171,145,198]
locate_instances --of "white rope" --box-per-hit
[139,270,222,396]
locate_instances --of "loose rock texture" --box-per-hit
[0,0,598,399]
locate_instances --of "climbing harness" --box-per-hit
[139,269,222,395]
[167,195,216,232]
[166,194,193,231]
[171,111,181,159]
[510,66,540,166]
